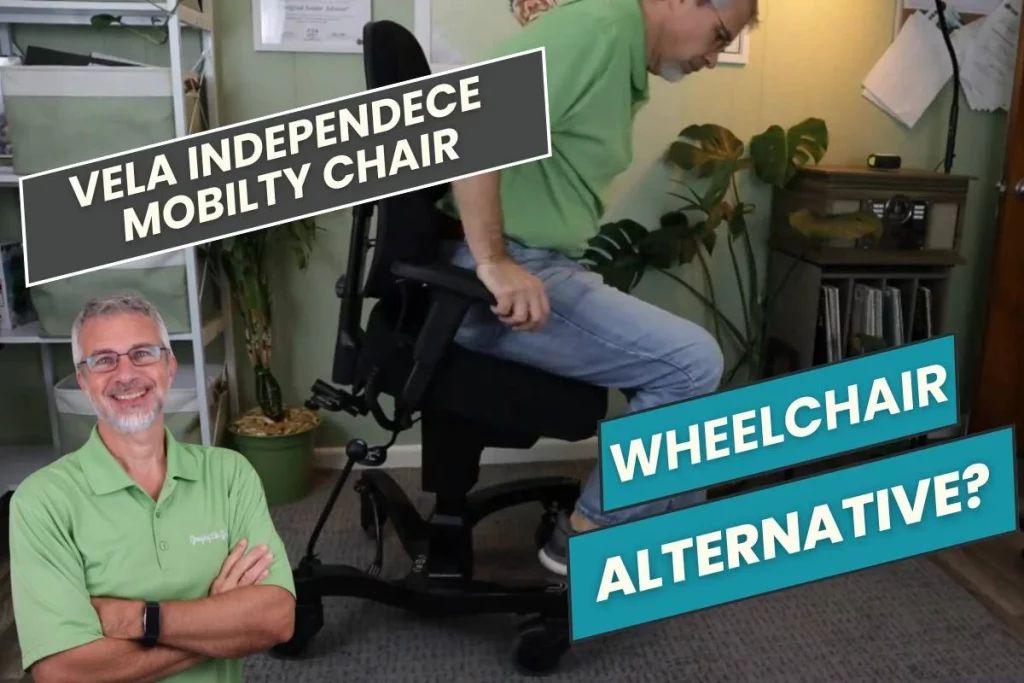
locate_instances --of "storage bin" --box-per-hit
[0,63,203,176]
[54,363,223,453]
[30,250,191,337]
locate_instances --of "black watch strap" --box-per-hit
[141,602,161,648]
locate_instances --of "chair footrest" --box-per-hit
[351,470,580,580]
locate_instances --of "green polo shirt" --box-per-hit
[439,0,651,258]
[7,426,295,682]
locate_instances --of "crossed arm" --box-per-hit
[14,455,297,683]
[29,541,295,683]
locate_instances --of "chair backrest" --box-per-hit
[359,19,462,301]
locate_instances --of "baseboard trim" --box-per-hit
[315,437,598,470]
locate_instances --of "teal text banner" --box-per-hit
[569,427,1018,641]
[599,335,959,513]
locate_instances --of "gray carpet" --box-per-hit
[244,461,1024,682]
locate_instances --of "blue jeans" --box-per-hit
[440,237,725,526]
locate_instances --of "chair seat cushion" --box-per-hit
[359,295,608,444]
[428,344,609,442]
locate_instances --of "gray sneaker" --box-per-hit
[537,511,573,576]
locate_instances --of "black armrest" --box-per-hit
[387,261,497,414]
[391,262,497,306]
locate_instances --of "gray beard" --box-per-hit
[99,402,163,434]
[91,380,167,434]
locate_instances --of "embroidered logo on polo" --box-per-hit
[189,530,228,546]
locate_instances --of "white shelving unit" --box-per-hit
[0,0,237,492]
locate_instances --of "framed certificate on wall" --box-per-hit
[253,0,373,54]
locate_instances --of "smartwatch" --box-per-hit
[141,602,161,648]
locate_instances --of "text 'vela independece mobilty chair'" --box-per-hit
[269,19,609,675]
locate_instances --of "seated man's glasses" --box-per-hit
[708,2,735,51]
[80,345,168,373]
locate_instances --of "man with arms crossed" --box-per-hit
[8,293,295,682]
[443,0,759,575]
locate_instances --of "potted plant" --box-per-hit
[207,217,324,506]
[582,118,883,388]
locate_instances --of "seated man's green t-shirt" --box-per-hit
[438,0,651,258]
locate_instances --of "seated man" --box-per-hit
[8,292,295,682]
[442,0,759,575]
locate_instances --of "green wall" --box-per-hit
[0,0,1008,452]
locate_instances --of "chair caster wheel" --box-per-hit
[535,515,555,549]
[269,598,324,659]
[359,490,387,540]
[512,616,570,676]
[535,501,564,549]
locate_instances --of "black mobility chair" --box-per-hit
[270,19,609,675]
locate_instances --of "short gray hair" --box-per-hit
[710,0,759,25]
[71,292,173,365]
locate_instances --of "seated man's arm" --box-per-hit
[7,485,207,683]
[452,170,506,266]
[449,5,618,331]
[98,452,297,659]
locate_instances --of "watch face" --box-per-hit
[142,602,160,646]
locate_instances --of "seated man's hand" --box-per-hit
[476,256,551,332]
[209,539,273,596]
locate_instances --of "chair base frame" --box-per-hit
[270,440,582,676]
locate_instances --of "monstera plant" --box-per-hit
[582,118,882,387]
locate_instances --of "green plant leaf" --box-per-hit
[676,220,705,265]
[639,230,680,269]
[681,238,700,264]
[668,123,744,178]
[788,118,829,167]
[639,213,682,269]
[727,207,747,241]
[658,208,695,234]
[788,208,883,241]
[702,159,736,211]
[647,210,707,267]
[598,260,646,292]
[705,200,733,232]
[583,219,651,292]
[255,365,285,421]
[749,125,787,186]
[701,229,718,255]
[750,118,829,188]
[588,219,648,256]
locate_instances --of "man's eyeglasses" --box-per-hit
[708,3,735,51]
[79,345,168,373]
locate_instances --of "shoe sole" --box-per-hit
[537,547,567,576]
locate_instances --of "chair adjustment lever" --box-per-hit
[305,379,368,417]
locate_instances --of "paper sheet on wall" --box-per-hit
[902,0,1002,13]
[959,0,1022,111]
[863,1,1021,126]
[862,11,977,127]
